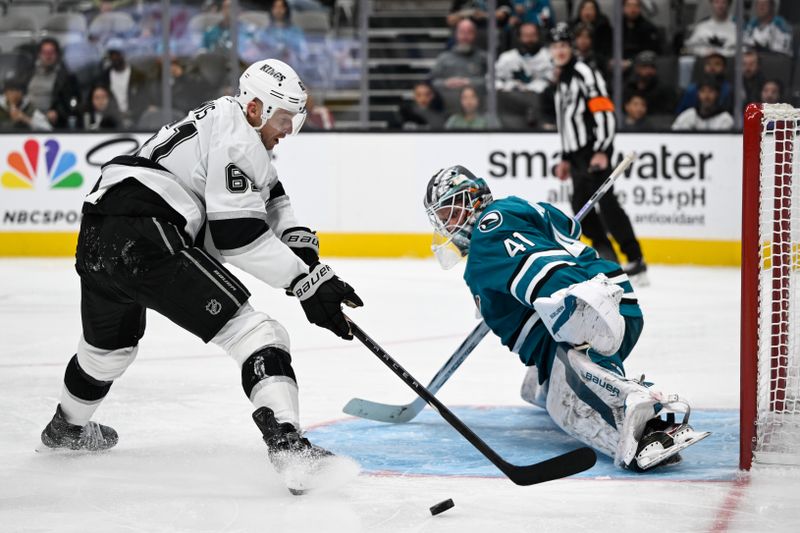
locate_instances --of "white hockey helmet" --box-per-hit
[236,58,308,134]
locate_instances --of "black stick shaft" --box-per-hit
[348,320,596,485]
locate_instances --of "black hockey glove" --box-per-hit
[290,263,363,340]
[281,227,319,266]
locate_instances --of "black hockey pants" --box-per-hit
[75,213,250,351]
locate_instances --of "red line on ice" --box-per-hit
[707,475,750,533]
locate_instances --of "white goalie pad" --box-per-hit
[533,274,625,355]
[545,347,665,465]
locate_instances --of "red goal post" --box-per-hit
[741,103,800,470]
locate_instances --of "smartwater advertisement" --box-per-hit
[0,132,742,241]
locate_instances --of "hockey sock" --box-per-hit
[242,347,300,429]
[59,355,113,426]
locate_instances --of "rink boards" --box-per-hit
[0,131,742,265]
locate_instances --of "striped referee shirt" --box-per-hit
[554,57,616,157]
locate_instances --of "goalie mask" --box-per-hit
[236,59,307,134]
[424,165,492,269]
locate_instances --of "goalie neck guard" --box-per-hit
[236,59,307,134]
[424,165,492,269]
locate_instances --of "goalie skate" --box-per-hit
[629,405,711,472]
[252,407,359,495]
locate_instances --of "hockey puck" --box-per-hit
[429,498,455,516]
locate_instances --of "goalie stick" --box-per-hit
[347,317,597,485]
[343,152,637,424]
[342,320,491,422]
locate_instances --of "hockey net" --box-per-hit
[741,103,800,469]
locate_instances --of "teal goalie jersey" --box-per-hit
[464,196,642,381]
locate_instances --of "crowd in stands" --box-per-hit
[0,0,342,131]
[1,0,799,132]
[396,0,798,132]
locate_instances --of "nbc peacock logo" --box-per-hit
[1,139,83,190]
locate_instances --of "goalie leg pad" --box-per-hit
[534,274,625,356]
[545,347,655,460]
[520,365,548,409]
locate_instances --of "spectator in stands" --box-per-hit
[145,58,212,115]
[256,0,309,64]
[572,22,608,78]
[623,93,654,131]
[510,1,555,30]
[672,76,734,131]
[495,22,552,93]
[744,0,793,57]
[25,38,82,129]
[445,86,489,130]
[304,93,335,130]
[82,84,123,131]
[570,0,612,59]
[396,81,446,130]
[431,19,488,112]
[760,79,783,104]
[447,0,512,29]
[623,50,676,115]
[676,52,732,114]
[684,0,736,58]
[97,41,150,128]
[202,0,234,52]
[622,0,662,59]
[742,50,765,107]
[0,78,52,131]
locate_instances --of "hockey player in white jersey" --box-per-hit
[39,59,360,494]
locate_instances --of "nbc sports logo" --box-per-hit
[1,139,83,190]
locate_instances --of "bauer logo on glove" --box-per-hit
[290,263,363,339]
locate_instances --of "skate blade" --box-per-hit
[282,455,360,496]
[638,431,711,470]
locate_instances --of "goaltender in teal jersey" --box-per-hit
[423,165,708,472]
[465,195,643,382]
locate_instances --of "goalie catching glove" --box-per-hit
[533,274,625,355]
[290,263,363,339]
[281,227,319,266]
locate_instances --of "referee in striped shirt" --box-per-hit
[550,24,647,278]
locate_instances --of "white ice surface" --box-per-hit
[1,259,799,532]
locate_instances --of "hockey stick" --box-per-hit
[573,152,636,221]
[342,152,637,424]
[342,320,491,422]
[346,317,597,486]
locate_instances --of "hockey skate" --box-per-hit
[38,404,118,452]
[620,395,710,472]
[623,258,650,287]
[252,407,359,495]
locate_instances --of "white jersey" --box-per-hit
[85,96,309,289]
[495,47,553,93]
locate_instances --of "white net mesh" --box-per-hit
[756,104,800,465]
